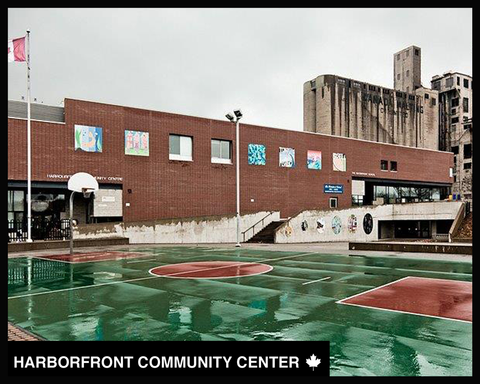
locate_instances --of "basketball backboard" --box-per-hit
[68,172,99,194]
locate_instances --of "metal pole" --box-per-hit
[26,29,32,242]
[69,192,75,256]
[235,119,241,247]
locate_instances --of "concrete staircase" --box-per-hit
[247,221,285,243]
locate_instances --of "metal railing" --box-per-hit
[7,219,71,242]
[241,211,276,243]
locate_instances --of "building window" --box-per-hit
[464,144,472,159]
[457,77,460,86]
[169,134,193,161]
[390,161,398,172]
[464,162,472,170]
[464,124,472,130]
[329,197,338,209]
[7,190,25,222]
[463,98,469,113]
[352,195,364,207]
[397,74,401,80]
[451,117,459,124]
[431,98,436,106]
[397,54,400,61]
[380,160,388,171]
[425,93,429,99]
[406,70,410,77]
[451,108,457,115]
[451,124,457,132]
[415,49,419,56]
[446,78,454,88]
[464,78,469,88]
[452,146,459,154]
[211,139,232,164]
[452,98,459,107]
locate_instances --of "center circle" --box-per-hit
[148,261,273,279]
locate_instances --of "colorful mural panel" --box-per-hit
[279,147,295,168]
[333,153,347,172]
[74,125,102,153]
[307,150,322,170]
[125,130,149,156]
[248,144,266,165]
[316,218,325,234]
[363,213,374,234]
[332,216,342,234]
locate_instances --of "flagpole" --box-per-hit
[26,29,32,242]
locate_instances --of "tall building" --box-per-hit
[393,45,422,93]
[303,74,439,149]
[431,71,473,203]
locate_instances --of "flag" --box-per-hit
[8,37,26,62]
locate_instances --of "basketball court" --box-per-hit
[8,246,472,376]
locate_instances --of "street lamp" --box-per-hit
[226,109,242,247]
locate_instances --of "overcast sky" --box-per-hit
[8,8,472,131]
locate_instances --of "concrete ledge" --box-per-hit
[8,237,129,253]
[349,241,472,255]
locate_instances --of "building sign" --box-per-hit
[307,150,322,170]
[324,184,344,194]
[125,130,149,156]
[279,147,295,168]
[333,153,346,172]
[248,144,266,165]
[74,125,103,153]
[352,171,376,177]
[46,174,123,182]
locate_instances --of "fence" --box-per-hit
[7,219,71,242]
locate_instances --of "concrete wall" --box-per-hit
[73,211,280,244]
[274,201,462,243]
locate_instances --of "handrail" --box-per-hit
[241,211,276,242]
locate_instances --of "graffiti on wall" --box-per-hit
[332,216,342,234]
[125,130,149,156]
[301,220,309,231]
[307,150,322,170]
[363,213,374,234]
[333,153,347,172]
[74,125,103,153]
[348,214,358,233]
[316,218,325,233]
[248,144,266,165]
[279,147,295,168]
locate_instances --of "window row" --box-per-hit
[380,160,398,172]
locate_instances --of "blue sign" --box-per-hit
[324,184,344,194]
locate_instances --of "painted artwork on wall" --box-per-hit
[333,153,347,172]
[316,218,325,234]
[74,125,102,153]
[363,213,374,234]
[307,150,322,170]
[248,144,266,165]
[125,130,149,156]
[348,214,358,233]
[332,216,342,234]
[279,147,295,168]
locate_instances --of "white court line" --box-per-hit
[336,276,472,324]
[336,276,411,304]
[302,276,331,285]
[8,275,161,300]
[9,252,313,299]
[148,252,313,278]
[30,252,150,264]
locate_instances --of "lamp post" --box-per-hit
[226,110,243,247]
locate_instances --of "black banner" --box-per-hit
[8,341,330,377]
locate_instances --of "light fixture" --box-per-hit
[233,109,243,119]
[226,113,235,122]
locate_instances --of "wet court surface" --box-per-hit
[8,246,472,376]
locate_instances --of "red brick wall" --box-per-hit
[8,98,453,221]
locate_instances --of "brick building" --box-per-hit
[431,71,473,203]
[8,98,453,238]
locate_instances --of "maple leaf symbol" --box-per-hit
[306,354,321,370]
